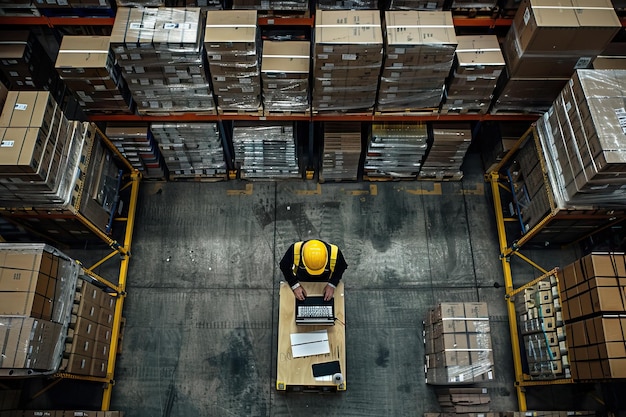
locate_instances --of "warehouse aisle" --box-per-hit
[109,159,521,416]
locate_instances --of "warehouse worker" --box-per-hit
[280,239,348,302]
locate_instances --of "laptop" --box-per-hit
[295,296,335,326]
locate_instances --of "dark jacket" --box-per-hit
[279,240,348,288]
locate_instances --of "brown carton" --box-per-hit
[55,36,112,79]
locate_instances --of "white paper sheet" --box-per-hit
[290,330,330,358]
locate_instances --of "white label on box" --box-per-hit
[394,48,405,54]
[322,80,331,86]
[242,86,254,93]
[616,108,626,134]
[240,78,251,84]
[216,76,225,82]
[393,62,403,68]
[129,22,155,30]
[163,23,192,30]
[467,76,477,81]
[1,141,14,147]
[390,72,400,78]
[323,46,334,53]
[318,54,328,59]
[342,54,357,61]
[388,54,398,59]
[574,57,592,69]
[211,55,222,61]
[14,103,27,111]
[324,63,334,69]
[268,83,277,89]
[523,7,531,25]
[565,101,571,112]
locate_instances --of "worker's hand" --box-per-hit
[293,286,307,301]
[323,285,335,301]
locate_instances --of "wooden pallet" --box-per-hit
[440,107,487,115]
[363,175,417,182]
[418,172,464,182]
[0,5,40,16]
[374,108,439,117]
[263,109,311,117]
[168,173,228,182]
[489,107,544,116]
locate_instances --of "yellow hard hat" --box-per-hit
[302,240,328,276]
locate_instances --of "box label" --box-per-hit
[14,103,27,111]
[523,7,531,25]
[0,141,14,147]
[574,57,592,69]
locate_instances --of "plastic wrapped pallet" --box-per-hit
[150,123,226,180]
[387,0,444,10]
[424,302,495,385]
[110,7,215,115]
[312,10,383,113]
[55,36,133,115]
[536,69,626,207]
[442,35,504,114]
[261,41,310,114]
[320,122,362,182]
[0,243,80,376]
[364,122,427,180]
[378,11,456,113]
[204,10,261,113]
[419,123,471,181]
[233,123,300,180]
[105,126,166,180]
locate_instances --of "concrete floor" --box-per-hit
[103,157,537,416]
[11,154,626,415]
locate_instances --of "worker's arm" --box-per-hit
[328,249,348,287]
[280,244,308,300]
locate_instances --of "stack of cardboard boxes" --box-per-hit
[320,122,362,182]
[110,7,214,115]
[513,136,551,231]
[55,36,132,115]
[61,278,116,377]
[363,122,428,180]
[150,123,227,180]
[232,0,308,9]
[387,0,445,9]
[537,69,626,207]
[312,10,383,113]
[105,126,166,180]
[0,244,80,374]
[418,123,471,181]
[495,0,621,113]
[0,31,59,94]
[558,253,626,380]
[516,272,569,379]
[435,388,491,413]
[378,11,457,112]
[442,35,505,114]
[424,302,495,385]
[450,0,497,8]
[232,122,301,180]
[204,10,261,113]
[317,0,377,8]
[261,41,310,114]
[0,91,82,206]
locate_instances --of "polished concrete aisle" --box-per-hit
[109,164,527,417]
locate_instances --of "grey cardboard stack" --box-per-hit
[363,122,428,180]
[55,36,133,115]
[261,41,310,114]
[442,35,505,114]
[105,126,166,180]
[150,123,226,180]
[232,123,300,180]
[0,91,85,206]
[378,11,457,112]
[424,302,495,385]
[232,0,308,10]
[320,122,362,182]
[495,0,621,113]
[512,137,551,229]
[536,70,626,207]
[558,253,626,380]
[110,7,214,115]
[0,412,124,417]
[436,387,491,413]
[387,0,444,10]
[316,0,377,9]
[0,244,80,375]
[0,31,59,93]
[515,271,569,379]
[312,10,383,113]
[204,10,261,113]
[419,123,471,181]
[62,278,115,377]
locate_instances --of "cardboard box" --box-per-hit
[63,353,92,376]
[55,36,112,79]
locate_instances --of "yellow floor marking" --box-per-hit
[295,183,322,195]
[226,183,253,195]
[402,183,442,195]
[459,182,485,195]
[345,184,377,196]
